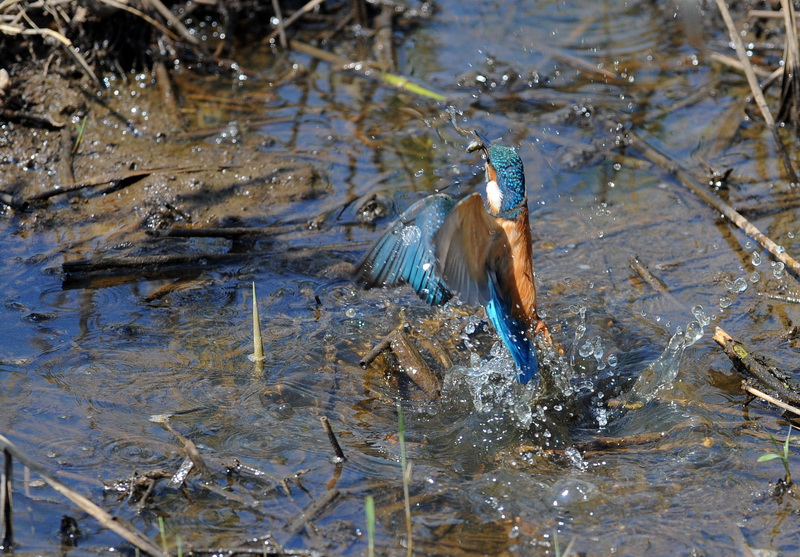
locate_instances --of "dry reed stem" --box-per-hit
[264,0,325,43]
[142,0,200,46]
[715,0,800,183]
[627,130,800,279]
[777,0,800,125]
[744,383,800,417]
[270,0,287,48]
[715,0,775,127]
[1,9,101,90]
[97,0,179,41]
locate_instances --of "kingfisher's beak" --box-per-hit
[465,130,490,156]
[466,130,495,181]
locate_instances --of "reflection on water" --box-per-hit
[1,0,800,555]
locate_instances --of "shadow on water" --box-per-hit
[2,0,800,555]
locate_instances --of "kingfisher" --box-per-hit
[356,132,551,384]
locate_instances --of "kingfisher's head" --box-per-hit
[467,132,526,219]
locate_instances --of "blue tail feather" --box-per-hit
[485,280,538,384]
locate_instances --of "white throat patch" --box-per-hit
[486,179,503,213]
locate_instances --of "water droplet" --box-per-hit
[731,277,748,293]
[773,262,785,279]
[345,307,356,318]
[607,353,618,367]
[684,320,703,347]
[719,296,733,309]
[776,245,786,254]
[750,271,760,283]
[751,251,762,266]
[400,225,421,245]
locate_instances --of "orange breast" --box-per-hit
[498,207,538,327]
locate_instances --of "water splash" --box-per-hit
[624,304,710,404]
[626,327,688,404]
[443,353,539,429]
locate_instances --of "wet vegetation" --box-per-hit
[2,0,800,555]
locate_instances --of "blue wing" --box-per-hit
[485,275,538,384]
[356,194,456,306]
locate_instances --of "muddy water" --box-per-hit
[2,0,800,555]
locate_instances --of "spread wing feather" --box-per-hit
[356,194,456,306]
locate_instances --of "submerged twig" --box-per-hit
[0,192,28,211]
[390,330,440,400]
[1,449,11,551]
[285,488,340,536]
[147,224,299,239]
[0,434,165,556]
[628,255,687,311]
[360,323,405,368]
[28,165,217,202]
[319,417,346,461]
[289,40,445,101]
[713,327,800,409]
[63,252,257,276]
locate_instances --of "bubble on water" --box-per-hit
[401,225,421,245]
[719,296,733,309]
[751,251,762,266]
[607,353,618,367]
[750,271,760,283]
[550,478,599,507]
[773,261,785,279]
[578,340,593,358]
[345,307,356,318]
